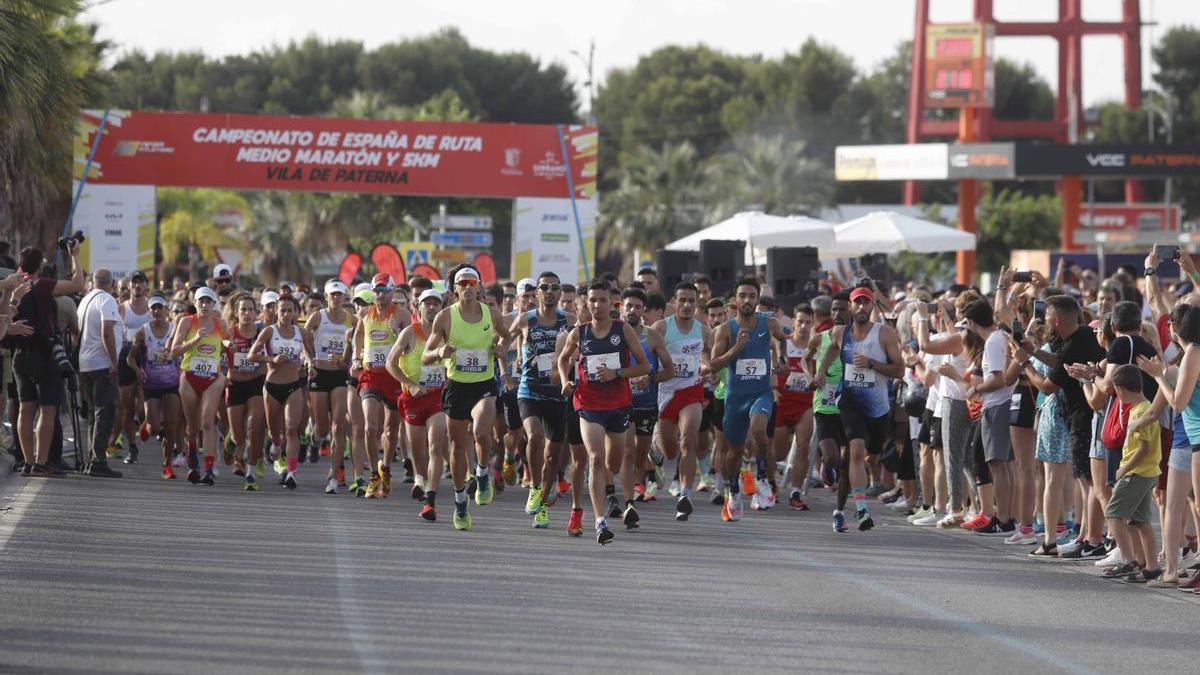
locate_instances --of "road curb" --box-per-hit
[0,451,15,489]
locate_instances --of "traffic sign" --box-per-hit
[431,231,493,248]
[430,214,493,230]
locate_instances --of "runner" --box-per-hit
[808,293,850,499]
[168,287,230,485]
[775,302,816,510]
[344,284,375,496]
[305,279,356,494]
[813,285,905,532]
[701,298,730,505]
[557,281,650,544]
[127,294,182,479]
[223,292,268,490]
[710,277,787,521]
[554,293,592,536]
[387,288,449,521]
[115,270,152,463]
[510,271,574,528]
[422,265,513,531]
[496,279,532,491]
[652,282,712,521]
[621,287,673,508]
[351,273,408,499]
[249,294,314,489]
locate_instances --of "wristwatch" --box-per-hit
[615,367,623,379]
[1145,267,1158,277]
[867,359,876,370]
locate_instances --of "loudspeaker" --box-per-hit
[859,253,890,287]
[656,249,699,293]
[700,239,745,297]
[767,246,822,312]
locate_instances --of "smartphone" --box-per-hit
[1033,299,1046,321]
[1011,319,1025,344]
[926,302,939,314]
[1012,271,1032,283]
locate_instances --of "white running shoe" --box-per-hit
[727,494,743,521]
[1181,547,1197,569]
[1004,528,1037,545]
[1094,547,1122,567]
[907,506,931,523]
[325,478,338,495]
[887,497,910,511]
[912,510,943,526]
[668,479,681,498]
[756,479,774,509]
[1058,539,1083,556]
[750,492,762,511]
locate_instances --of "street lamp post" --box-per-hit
[569,40,595,126]
[1146,94,1175,231]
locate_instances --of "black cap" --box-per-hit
[130,270,148,282]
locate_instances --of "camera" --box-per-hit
[51,338,75,377]
[57,231,85,252]
[1012,271,1032,283]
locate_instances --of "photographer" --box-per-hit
[76,268,123,477]
[8,243,85,477]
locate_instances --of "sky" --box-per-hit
[82,0,1197,110]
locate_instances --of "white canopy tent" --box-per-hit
[831,211,976,258]
[664,211,837,266]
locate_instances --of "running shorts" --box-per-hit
[518,398,567,444]
[722,391,773,447]
[441,378,497,421]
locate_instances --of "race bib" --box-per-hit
[586,352,622,381]
[535,352,555,378]
[673,355,699,380]
[455,348,489,373]
[630,375,650,395]
[821,383,839,406]
[319,337,344,361]
[365,344,389,369]
[276,344,301,362]
[735,358,767,379]
[232,351,254,372]
[844,364,876,388]
[188,355,218,377]
[124,326,138,344]
[785,371,810,392]
[420,365,447,389]
[1011,393,1022,412]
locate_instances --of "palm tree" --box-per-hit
[599,141,708,258]
[707,134,833,222]
[157,188,251,276]
[0,1,109,249]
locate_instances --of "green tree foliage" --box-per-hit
[975,187,1061,273]
[599,141,707,256]
[0,0,109,249]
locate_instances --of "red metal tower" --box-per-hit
[904,0,1144,281]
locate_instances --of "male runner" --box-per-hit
[652,282,712,521]
[557,281,650,544]
[510,271,574,528]
[387,288,449,521]
[116,270,152,463]
[350,273,408,498]
[710,277,787,521]
[423,265,512,531]
[813,286,904,532]
[620,287,674,511]
[774,303,816,510]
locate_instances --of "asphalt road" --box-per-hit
[1,450,1197,675]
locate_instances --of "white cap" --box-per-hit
[516,277,534,293]
[148,295,168,308]
[954,318,969,330]
[353,282,372,296]
[418,289,443,304]
[280,280,296,291]
[194,287,218,303]
[324,279,348,295]
[454,267,480,283]
[213,263,233,279]
[261,290,280,306]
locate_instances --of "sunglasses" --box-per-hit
[457,279,479,288]
[539,283,560,292]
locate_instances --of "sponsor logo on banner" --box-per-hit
[946,143,1014,179]
[835,144,948,181]
[533,151,566,180]
[114,141,175,156]
[501,147,522,176]
[541,233,570,242]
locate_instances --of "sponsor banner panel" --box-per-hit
[511,197,596,285]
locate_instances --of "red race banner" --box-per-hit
[411,263,440,280]
[369,244,406,285]
[473,253,496,284]
[337,252,363,285]
[76,110,598,200]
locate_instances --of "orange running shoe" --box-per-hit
[721,499,732,522]
[140,422,151,442]
[161,465,176,480]
[378,462,392,498]
[740,469,757,496]
[567,507,584,536]
[418,504,437,522]
[335,466,346,486]
[319,440,331,457]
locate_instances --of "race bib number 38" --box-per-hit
[455,348,488,373]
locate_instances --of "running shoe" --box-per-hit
[453,503,471,531]
[856,508,874,531]
[319,439,331,457]
[325,478,338,495]
[622,504,640,529]
[124,446,139,465]
[273,457,287,475]
[419,504,437,522]
[936,513,965,529]
[466,474,478,497]
[750,492,762,511]
[972,516,1003,534]
[887,497,910,511]
[961,512,989,530]
[1004,526,1038,545]
[1094,548,1123,567]
[907,506,931,523]
[502,455,518,485]
[379,462,392,498]
[493,467,505,495]
[365,473,382,498]
[567,508,584,537]
[402,457,415,484]
[820,463,837,487]
[1181,547,1198,569]
[606,494,621,518]
[644,481,658,501]
[1055,528,1077,547]
[740,469,756,496]
[668,479,681,498]
[222,436,236,464]
[710,489,725,506]
[411,484,425,501]
[475,472,494,505]
[255,458,266,479]
[913,509,943,526]
[633,483,646,502]
[596,522,614,545]
[533,505,550,529]
[544,485,559,508]
[243,474,258,491]
[726,493,743,522]
[1062,541,1105,559]
[832,511,848,533]
[525,486,543,515]
[557,479,571,497]
[201,470,216,486]
[186,469,201,484]
[788,492,809,511]
[756,479,774,509]
[140,421,152,442]
[284,471,297,489]
[675,495,693,521]
[879,486,902,502]
[335,466,346,487]
[865,483,887,499]
[162,466,176,480]
[232,456,246,477]
[697,473,714,493]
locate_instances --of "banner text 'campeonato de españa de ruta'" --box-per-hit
[74,111,597,201]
